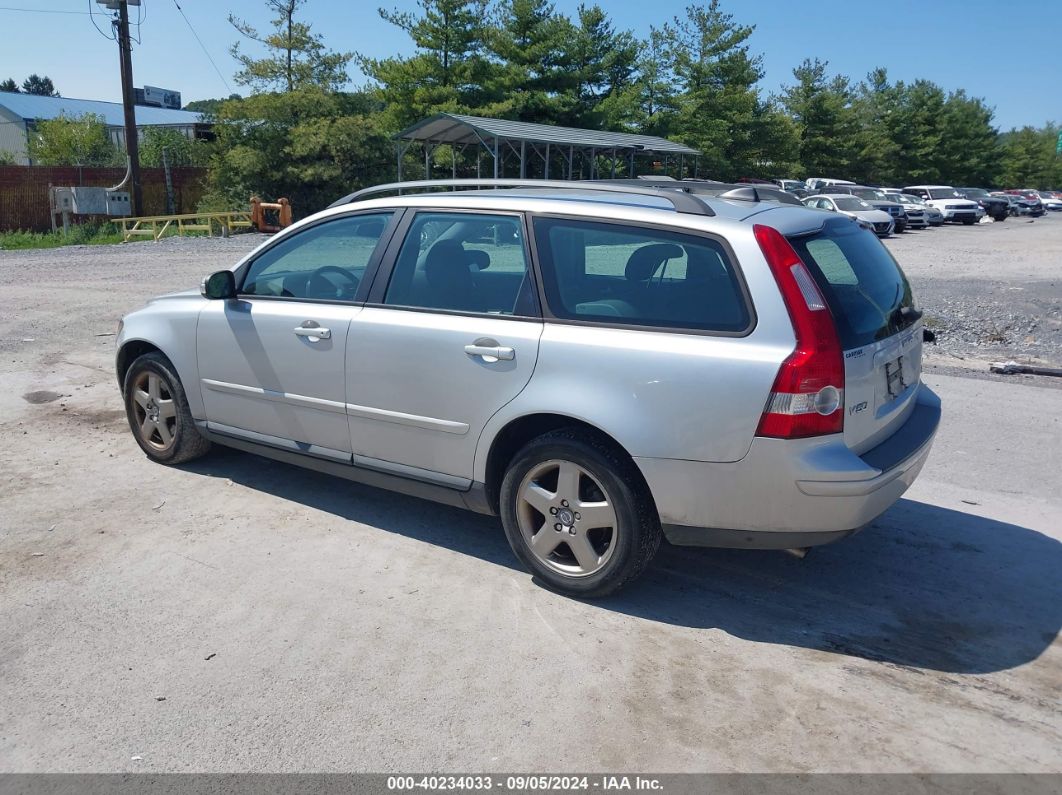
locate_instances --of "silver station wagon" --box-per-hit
[116,179,941,597]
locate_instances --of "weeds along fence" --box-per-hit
[0,166,208,232]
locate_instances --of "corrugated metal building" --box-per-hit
[0,91,206,165]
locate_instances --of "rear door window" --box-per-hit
[382,212,536,316]
[532,217,750,333]
[787,217,916,349]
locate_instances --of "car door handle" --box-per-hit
[464,344,515,361]
[294,324,331,340]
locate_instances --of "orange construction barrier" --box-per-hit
[250,196,293,233]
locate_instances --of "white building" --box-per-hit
[0,91,206,165]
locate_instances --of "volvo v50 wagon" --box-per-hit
[116,179,941,597]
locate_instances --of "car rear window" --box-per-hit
[786,218,916,349]
[532,217,750,333]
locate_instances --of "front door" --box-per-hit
[345,211,543,485]
[197,211,396,461]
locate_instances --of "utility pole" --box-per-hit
[114,0,143,216]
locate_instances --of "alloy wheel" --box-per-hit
[516,459,618,578]
[131,371,177,452]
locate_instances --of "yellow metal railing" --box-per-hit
[117,210,254,242]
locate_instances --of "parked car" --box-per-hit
[116,178,940,597]
[899,193,944,226]
[1033,191,1062,211]
[955,188,1009,221]
[775,179,809,197]
[992,193,1035,216]
[803,194,895,236]
[903,186,981,224]
[1002,190,1046,216]
[805,177,856,192]
[820,185,909,232]
[892,194,929,228]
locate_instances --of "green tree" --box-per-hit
[779,59,858,177]
[850,68,904,184]
[562,4,639,128]
[205,89,391,215]
[229,0,352,92]
[183,94,242,115]
[21,74,59,96]
[27,113,118,166]
[627,28,678,136]
[1,78,18,93]
[998,123,1062,189]
[661,2,777,179]
[139,128,210,168]
[936,90,1000,186]
[482,0,576,123]
[362,0,493,130]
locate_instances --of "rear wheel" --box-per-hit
[123,352,211,465]
[499,430,661,598]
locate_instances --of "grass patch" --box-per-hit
[0,222,127,250]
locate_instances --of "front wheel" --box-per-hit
[499,430,662,598]
[123,352,211,465]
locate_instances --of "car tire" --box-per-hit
[123,352,211,465]
[499,429,662,598]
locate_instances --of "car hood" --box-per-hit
[149,288,202,303]
[847,209,893,222]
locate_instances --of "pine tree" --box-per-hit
[21,74,59,96]
[229,0,351,92]
[362,0,493,129]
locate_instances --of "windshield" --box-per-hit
[927,188,961,199]
[852,188,889,201]
[834,197,873,211]
[961,188,988,198]
[900,194,926,205]
[788,218,916,349]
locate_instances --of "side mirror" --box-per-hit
[201,270,236,300]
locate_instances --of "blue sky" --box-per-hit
[0,0,1058,130]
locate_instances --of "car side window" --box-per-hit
[382,212,536,316]
[532,217,750,333]
[241,213,394,301]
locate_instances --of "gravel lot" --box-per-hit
[882,214,1062,367]
[0,219,1060,773]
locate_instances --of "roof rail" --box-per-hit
[328,178,715,217]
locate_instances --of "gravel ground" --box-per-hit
[882,214,1062,368]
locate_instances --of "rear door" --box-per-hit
[344,210,543,486]
[786,218,923,454]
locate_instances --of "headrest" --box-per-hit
[625,243,684,282]
[466,249,490,270]
[425,240,476,287]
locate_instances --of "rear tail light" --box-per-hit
[753,224,845,438]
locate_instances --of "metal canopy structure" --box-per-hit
[394,113,701,181]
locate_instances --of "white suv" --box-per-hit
[903,185,981,224]
[116,180,940,597]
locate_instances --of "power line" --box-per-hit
[88,0,117,41]
[172,0,232,92]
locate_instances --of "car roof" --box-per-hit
[302,184,835,238]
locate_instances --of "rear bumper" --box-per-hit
[638,384,941,549]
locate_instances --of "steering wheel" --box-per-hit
[306,265,359,300]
